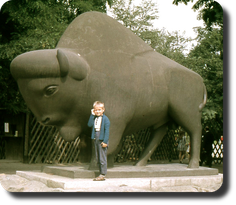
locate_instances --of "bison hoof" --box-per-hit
[135,160,147,166]
[188,159,199,168]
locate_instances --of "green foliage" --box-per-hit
[187,27,223,135]
[110,0,158,36]
[172,0,223,136]
[172,0,223,28]
[111,0,192,65]
[0,0,110,113]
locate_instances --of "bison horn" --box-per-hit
[57,49,88,81]
[57,49,69,77]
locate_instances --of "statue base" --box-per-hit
[15,163,222,192]
[41,163,218,179]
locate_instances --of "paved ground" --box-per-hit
[0,159,223,192]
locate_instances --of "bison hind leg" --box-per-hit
[187,125,202,168]
[135,123,168,166]
[169,110,202,168]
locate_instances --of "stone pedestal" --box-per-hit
[42,163,218,179]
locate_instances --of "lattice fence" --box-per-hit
[205,115,224,164]
[114,129,180,163]
[151,130,179,161]
[28,117,81,164]
[114,129,223,164]
[114,128,152,162]
[27,116,223,164]
[212,139,223,164]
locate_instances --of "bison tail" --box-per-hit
[199,84,207,111]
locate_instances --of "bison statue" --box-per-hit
[10,11,206,168]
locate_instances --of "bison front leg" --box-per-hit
[106,123,127,168]
[135,123,168,166]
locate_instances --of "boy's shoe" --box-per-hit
[93,174,106,181]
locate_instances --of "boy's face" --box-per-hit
[94,105,105,116]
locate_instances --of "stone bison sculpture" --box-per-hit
[10,12,206,168]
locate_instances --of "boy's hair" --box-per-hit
[93,101,105,109]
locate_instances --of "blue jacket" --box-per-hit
[87,114,110,144]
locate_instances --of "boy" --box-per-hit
[87,101,110,181]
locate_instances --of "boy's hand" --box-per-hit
[101,142,108,148]
[91,109,95,115]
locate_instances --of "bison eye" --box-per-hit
[44,85,58,97]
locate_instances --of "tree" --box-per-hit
[109,0,158,36]
[172,0,223,29]
[153,29,192,62]
[110,0,193,70]
[0,0,111,113]
[186,26,223,136]
[172,0,223,136]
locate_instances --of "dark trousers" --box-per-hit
[94,131,107,175]
[200,150,212,167]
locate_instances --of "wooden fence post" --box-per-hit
[23,112,30,163]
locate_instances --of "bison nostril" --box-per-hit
[41,118,50,125]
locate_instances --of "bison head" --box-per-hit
[10,49,90,141]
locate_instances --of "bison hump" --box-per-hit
[56,11,153,55]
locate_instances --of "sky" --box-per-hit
[153,0,204,37]
[106,0,205,52]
